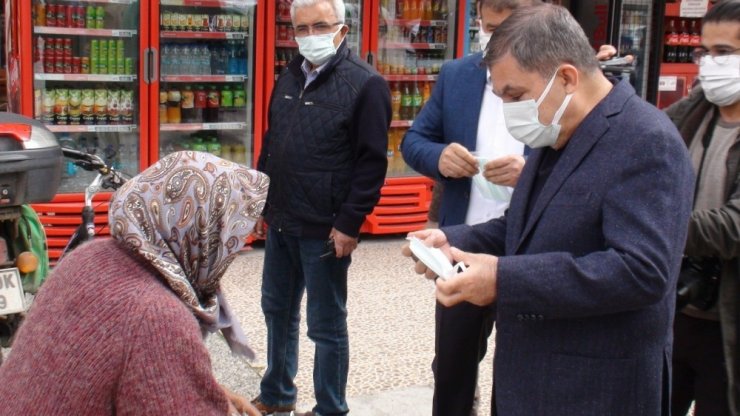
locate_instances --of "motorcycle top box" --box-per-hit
[0,113,62,206]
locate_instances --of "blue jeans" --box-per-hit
[259,227,351,415]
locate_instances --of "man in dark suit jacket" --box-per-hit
[400,1,533,413]
[404,4,694,415]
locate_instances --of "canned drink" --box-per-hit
[76,6,86,28]
[108,39,117,70]
[241,15,250,31]
[95,6,104,29]
[124,58,134,75]
[81,89,96,125]
[55,37,64,59]
[46,4,57,27]
[44,54,55,73]
[66,5,75,28]
[35,3,46,26]
[63,56,72,73]
[278,25,286,41]
[86,5,96,28]
[55,56,64,74]
[56,4,66,28]
[72,57,81,74]
[99,40,108,74]
[42,89,56,124]
[81,57,90,74]
[64,38,73,57]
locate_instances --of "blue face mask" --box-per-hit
[501,69,573,148]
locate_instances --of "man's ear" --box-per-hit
[559,64,579,94]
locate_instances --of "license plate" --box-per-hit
[0,268,26,316]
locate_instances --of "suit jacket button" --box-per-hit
[537,315,544,321]
[517,314,524,321]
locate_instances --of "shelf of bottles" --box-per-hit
[274,0,362,80]
[466,0,480,56]
[378,0,454,177]
[158,1,255,166]
[32,0,141,193]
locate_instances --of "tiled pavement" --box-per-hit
[211,235,496,415]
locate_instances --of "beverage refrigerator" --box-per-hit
[263,0,468,235]
[5,0,263,259]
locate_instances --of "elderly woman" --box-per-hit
[0,151,268,415]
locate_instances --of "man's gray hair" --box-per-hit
[478,0,541,13]
[291,0,346,23]
[483,4,600,78]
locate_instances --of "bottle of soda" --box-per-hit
[159,90,168,123]
[194,85,207,122]
[400,83,412,120]
[220,85,233,122]
[664,19,678,63]
[86,5,96,29]
[167,87,182,124]
[391,82,401,121]
[181,85,195,122]
[422,81,431,107]
[678,19,690,63]
[689,20,701,62]
[205,85,220,123]
[411,82,422,118]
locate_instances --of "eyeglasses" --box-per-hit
[692,47,740,65]
[294,22,343,37]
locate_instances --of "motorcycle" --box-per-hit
[0,113,62,357]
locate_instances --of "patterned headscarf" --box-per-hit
[109,151,269,359]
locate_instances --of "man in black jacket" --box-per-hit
[251,1,390,415]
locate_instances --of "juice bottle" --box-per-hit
[205,85,220,123]
[167,87,182,124]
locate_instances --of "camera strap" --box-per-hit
[693,109,720,206]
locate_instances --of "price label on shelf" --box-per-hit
[226,32,247,40]
[224,75,247,82]
[88,125,136,133]
[112,30,135,38]
[680,0,709,18]
[430,43,446,50]
[202,122,246,130]
[429,20,446,27]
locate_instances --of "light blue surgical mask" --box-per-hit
[501,69,573,148]
[296,27,343,66]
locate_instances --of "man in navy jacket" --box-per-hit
[404,4,694,415]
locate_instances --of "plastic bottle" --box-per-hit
[411,82,422,118]
[221,85,233,122]
[161,44,171,75]
[391,82,401,121]
[227,42,239,75]
[201,45,212,75]
[194,85,207,122]
[167,87,182,124]
[171,45,182,75]
[400,83,412,120]
[181,44,193,75]
[181,85,195,122]
[205,85,220,122]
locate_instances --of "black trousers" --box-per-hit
[433,301,495,416]
[672,313,731,416]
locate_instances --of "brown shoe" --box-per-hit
[250,397,296,415]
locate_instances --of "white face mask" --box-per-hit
[478,29,492,52]
[501,69,573,148]
[296,27,343,66]
[698,55,740,107]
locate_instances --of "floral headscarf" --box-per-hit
[109,151,269,358]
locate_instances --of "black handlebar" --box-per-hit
[61,147,127,191]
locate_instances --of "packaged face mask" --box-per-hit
[472,156,513,202]
[407,236,466,280]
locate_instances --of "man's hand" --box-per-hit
[329,228,358,258]
[401,229,452,280]
[596,44,618,61]
[482,155,525,187]
[435,248,498,307]
[251,216,266,239]
[438,143,479,178]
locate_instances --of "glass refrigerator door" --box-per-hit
[156,0,256,167]
[274,0,363,81]
[465,0,479,56]
[376,0,457,177]
[615,0,654,98]
[31,0,144,193]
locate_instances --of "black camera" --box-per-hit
[676,257,721,311]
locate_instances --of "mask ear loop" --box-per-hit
[550,93,573,126]
[536,69,560,106]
